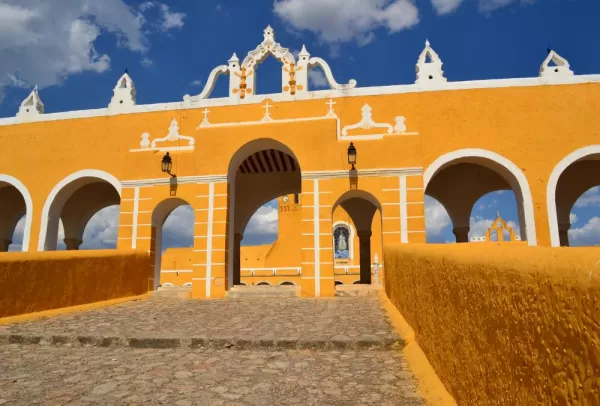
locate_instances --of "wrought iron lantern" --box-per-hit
[347,142,357,170]
[161,152,175,177]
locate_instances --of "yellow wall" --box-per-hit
[0,250,153,318]
[383,243,600,405]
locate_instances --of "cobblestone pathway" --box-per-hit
[0,297,424,405]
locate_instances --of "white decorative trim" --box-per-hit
[308,57,357,90]
[16,86,44,122]
[341,104,418,140]
[183,65,229,104]
[313,179,321,297]
[540,50,574,79]
[547,145,600,247]
[108,72,136,114]
[400,176,408,243]
[121,167,423,188]
[38,169,122,251]
[132,118,195,152]
[333,221,355,260]
[131,187,139,249]
[424,149,537,246]
[3,75,600,126]
[415,40,447,85]
[206,182,215,297]
[0,175,33,251]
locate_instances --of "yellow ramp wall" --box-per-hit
[0,250,153,318]
[383,243,600,405]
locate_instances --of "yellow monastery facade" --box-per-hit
[1,27,599,298]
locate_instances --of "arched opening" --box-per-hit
[468,191,520,242]
[256,281,271,286]
[548,147,600,247]
[151,198,194,289]
[424,149,536,246]
[39,170,121,251]
[227,138,302,289]
[335,280,344,286]
[0,175,33,252]
[332,190,383,284]
[279,281,295,286]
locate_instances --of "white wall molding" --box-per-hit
[424,148,537,246]
[121,167,423,188]
[2,74,599,126]
[546,145,600,247]
[313,179,321,297]
[0,174,34,251]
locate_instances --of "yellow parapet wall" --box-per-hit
[383,243,600,405]
[0,250,153,318]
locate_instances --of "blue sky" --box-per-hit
[2,0,599,251]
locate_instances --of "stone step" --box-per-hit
[151,286,192,300]
[226,285,300,299]
[335,284,382,297]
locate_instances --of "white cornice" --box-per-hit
[1,74,599,127]
[121,167,423,188]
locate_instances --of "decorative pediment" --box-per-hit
[540,49,574,78]
[415,40,447,85]
[109,71,136,113]
[132,119,195,152]
[16,86,44,121]
[182,26,357,104]
[341,104,418,140]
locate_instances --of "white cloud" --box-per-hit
[574,186,600,208]
[308,69,328,89]
[190,79,203,86]
[569,217,600,247]
[162,205,195,249]
[273,0,419,51]
[425,196,451,236]
[431,0,536,15]
[570,213,579,225]
[0,0,184,103]
[80,205,120,249]
[141,57,154,67]
[139,1,186,32]
[245,205,279,236]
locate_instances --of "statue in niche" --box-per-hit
[334,226,350,260]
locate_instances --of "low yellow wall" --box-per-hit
[384,243,600,405]
[0,250,153,318]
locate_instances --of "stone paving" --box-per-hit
[0,297,401,349]
[0,296,425,405]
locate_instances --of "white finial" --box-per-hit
[497,210,500,218]
[415,40,447,85]
[17,86,44,120]
[108,72,136,112]
[299,45,310,58]
[263,25,275,42]
[540,49,574,78]
[229,52,239,63]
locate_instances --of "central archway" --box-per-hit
[332,190,383,284]
[226,138,302,289]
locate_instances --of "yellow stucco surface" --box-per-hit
[0,250,153,318]
[384,243,600,404]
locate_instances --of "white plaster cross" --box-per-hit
[261,101,273,122]
[198,107,211,128]
[326,98,337,118]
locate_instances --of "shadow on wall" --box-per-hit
[384,243,600,405]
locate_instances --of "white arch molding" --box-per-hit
[423,149,537,246]
[0,175,34,252]
[332,221,355,260]
[37,169,122,251]
[547,145,600,247]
